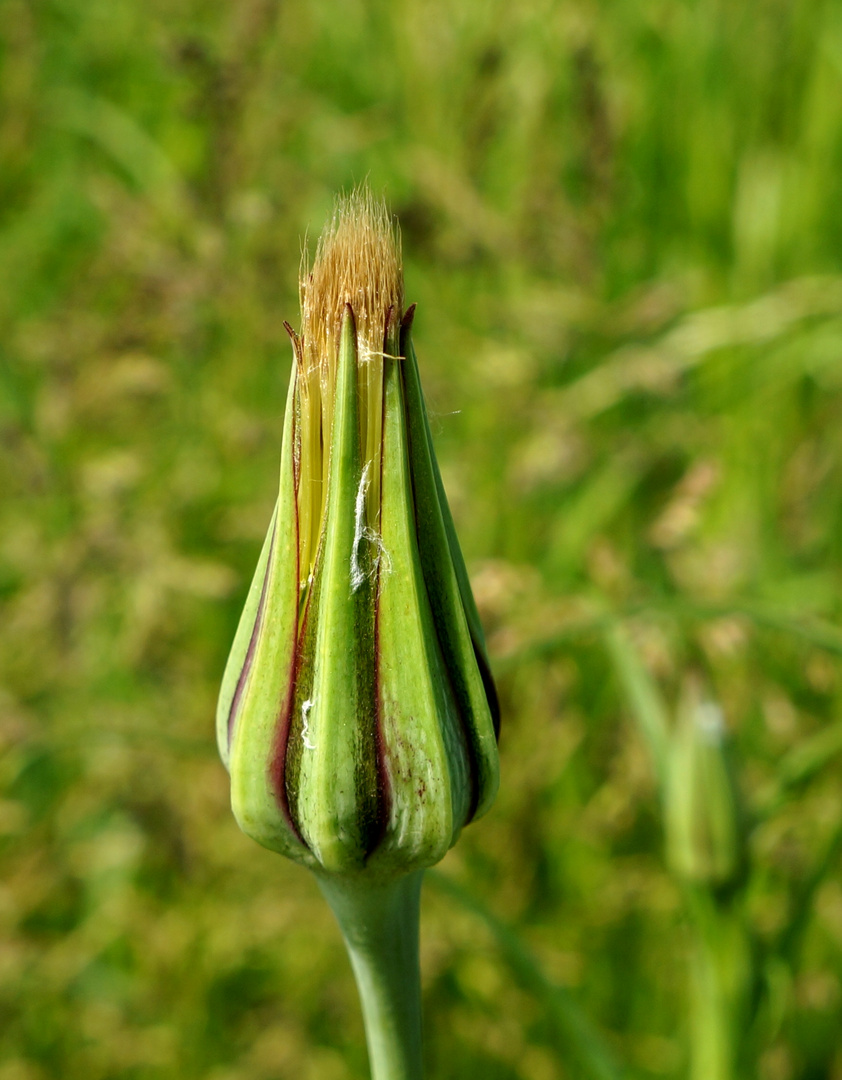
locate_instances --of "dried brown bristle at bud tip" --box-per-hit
[300,188,404,374]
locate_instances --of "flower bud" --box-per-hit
[216,191,499,877]
[665,685,742,887]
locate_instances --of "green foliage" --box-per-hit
[1,0,841,1077]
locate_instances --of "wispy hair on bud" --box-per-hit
[301,187,403,373]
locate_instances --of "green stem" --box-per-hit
[317,870,424,1080]
[684,888,751,1080]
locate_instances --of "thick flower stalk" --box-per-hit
[216,190,499,1080]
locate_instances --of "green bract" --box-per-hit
[216,194,499,878]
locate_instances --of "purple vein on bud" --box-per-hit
[226,509,277,749]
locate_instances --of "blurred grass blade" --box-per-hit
[603,623,670,793]
[428,872,626,1080]
[53,88,183,204]
[549,455,642,574]
[777,721,842,788]
[730,606,842,656]
[550,277,842,421]
[756,720,842,815]
[778,824,842,962]
[674,600,842,657]
[498,597,842,674]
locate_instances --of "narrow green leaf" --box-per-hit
[429,872,627,1080]
[603,623,670,794]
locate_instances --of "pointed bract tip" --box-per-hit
[400,303,417,335]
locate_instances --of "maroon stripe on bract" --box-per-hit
[471,636,501,741]
[268,399,307,845]
[226,513,278,750]
[269,658,303,843]
[368,307,400,859]
[371,578,390,857]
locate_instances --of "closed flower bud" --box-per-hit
[216,191,500,878]
[665,685,742,887]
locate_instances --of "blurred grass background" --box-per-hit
[1,1,842,1078]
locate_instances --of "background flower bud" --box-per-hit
[665,683,743,887]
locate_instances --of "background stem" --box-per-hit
[317,870,425,1080]
[685,888,752,1080]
